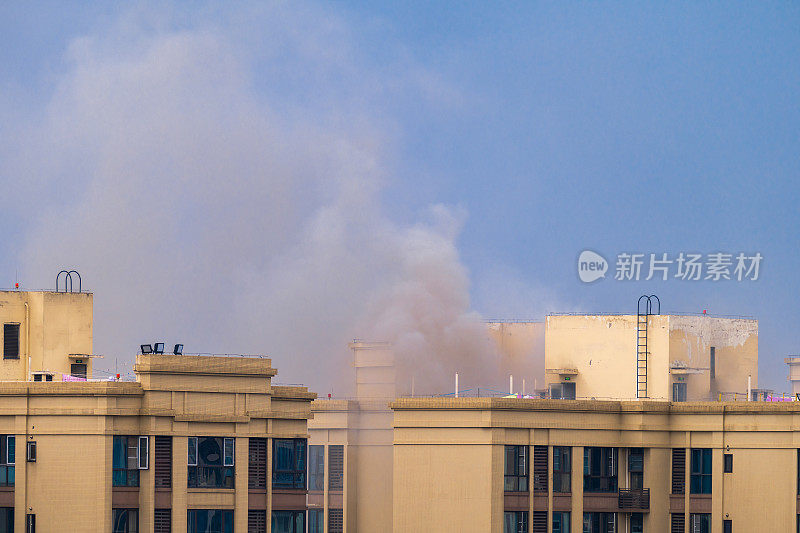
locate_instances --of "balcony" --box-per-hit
[618,488,650,510]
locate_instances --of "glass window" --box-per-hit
[0,508,12,533]
[690,513,711,533]
[112,508,138,533]
[673,382,687,402]
[0,436,14,488]
[723,453,733,473]
[690,449,712,494]
[188,510,233,533]
[188,437,235,489]
[271,511,305,533]
[584,447,617,492]
[554,446,572,493]
[309,445,324,491]
[272,439,307,489]
[504,445,528,492]
[503,511,528,533]
[630,513,643,533]
[628,448,644,490]
[113,436,140,487]
[553,511,571,533]
[308,509,323,533]
[583,512,616,533]
[550,382,576,400]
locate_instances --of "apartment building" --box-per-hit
[545,314,758,402]
[391,397,800,533]
[0,289,316,533]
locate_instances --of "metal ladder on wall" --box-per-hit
[636,295,660,399]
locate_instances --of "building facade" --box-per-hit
[0,352,315,533]
[391,397,800,533]
[545,315,758,402]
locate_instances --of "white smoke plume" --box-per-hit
[2,4,502,395]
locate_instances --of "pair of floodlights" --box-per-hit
[140,343,183,355]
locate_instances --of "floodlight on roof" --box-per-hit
[173,344,184,355]
[140,344,153,354]
[153,342,165,354]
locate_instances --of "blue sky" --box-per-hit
[0,2,798,392]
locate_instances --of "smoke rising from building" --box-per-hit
[2,4,517,395]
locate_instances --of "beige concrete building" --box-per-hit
[391,397,800,533]
[0,290,94,382]
[545,314,758,402]
[0,352,315,533]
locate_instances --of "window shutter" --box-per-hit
[329,445,344,491]
[672,448,686,494]
[248,438,267,489]
[328,509,343,533]
[3,324,19,359]
[532,511,547,533]
[154,436,172,488]
[248,510,266,533]
[138,436,149,469]
[532,446,548,492]
[153,509,171,533]
[671,513,685,533]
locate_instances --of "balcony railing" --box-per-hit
[618,488,650,510]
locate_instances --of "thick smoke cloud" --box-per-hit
[3,4,501,394]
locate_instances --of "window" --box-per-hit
[188,510,233,533]
[673,382,687,402]
[710,347,716,379]
[504,511,528,533]
[690,449,712,494]
[671,514,685,533]
[504,445,528,492]
[550,382,576,400]
[248,510,266,533]
[154,436,172,488]
[672,449,686,494]
[584,447,617,492]
[153,509,171,533]
[309,445,324,491]
[631,513,643,533]
[690,513,710,533]
[25,441,35,463]
[272,439,306,490]
[308,509,323,533]
[328,509,343,533]
[533,446,548,492]
[113,436,142,487]
[628,448,644,490]
[723,453,733,473]
[553,511,571,533]
[32,373,53,382]
[0,436,14,487]
[328,445,343,491]
[188,437,235,489]
[248,437,267,489]
[553,446,572,493]
[0,508,12,533]
[723,519,732,533]
[112,509,138,533]
[70,363,87,379]
[3,324,19,359]
[583,512,616,533]
[25,514,34,533]
[271,511,304,533]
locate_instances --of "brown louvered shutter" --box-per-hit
[248,510,266,533]
[532,511,547,533]
[154,436,172,488]
[672,448,686,494]
[328,508,344,533]
[3,324,19,359]
[533,446,548,493]
[671,513,685,533]
[154,508,171,533]
[249,438,267,489]
[329,445,344,491]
